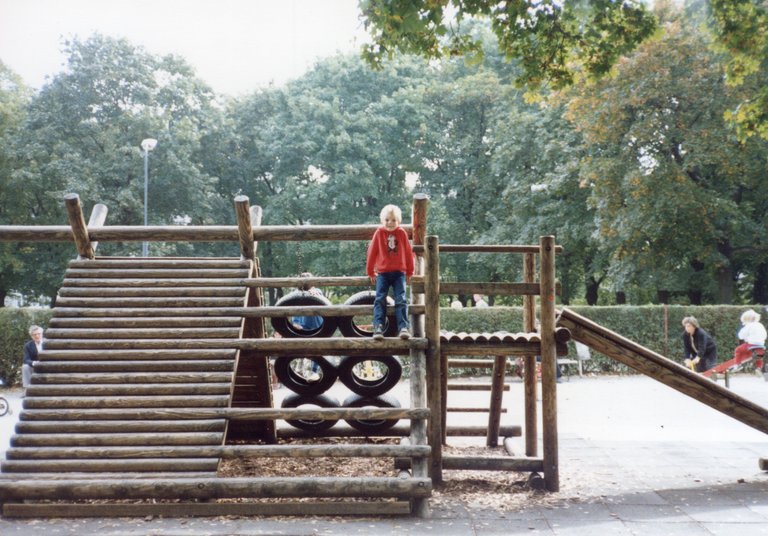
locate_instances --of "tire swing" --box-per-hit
[342,393,401,434]
[337,290,398,338]
[273,355,337,396]
[337,355,402,397]
[281,392,340,432]
[270,290,338,338]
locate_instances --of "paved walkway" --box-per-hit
[0,374,767,535]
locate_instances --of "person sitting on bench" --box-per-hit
[733,309,767,363]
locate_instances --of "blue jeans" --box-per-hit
[373,271,408,331]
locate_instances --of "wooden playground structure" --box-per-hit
[0,193,573,517]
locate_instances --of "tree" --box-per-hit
[564,10,768,304]
[359,0,657,91]
[707,0,768,140]
[0,62,34,305]
[4,34,226,303]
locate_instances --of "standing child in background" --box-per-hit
[366,204,414,340]
[733,309,767,363]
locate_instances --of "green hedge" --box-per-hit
[0,304,760,384]
[0,308,53,386]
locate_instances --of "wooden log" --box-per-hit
[45,327,241,339]
[447,383,510,391]
[557,307,768,436]
[31,372,234,384]
[57,286,246,297]
[6,444,432,460]
[64,193,94,259]
[18,407,431,422]
[53,296,247,308]
[1,501,413,518]
[63,268,251,279]
[447,358,515,369]
[440,342,569,356]
[24,383,233,397]
[0,476,432,501]
[539,235,559,492]
[0,224,414,242]
[62,277,249,287]
[523,252,538,458]
[86,202,108,254]
[0,459,220,473]
[276,423,522,439]
[15,419,226,434]
[414,244,564,254]
[41,337,427,355]
[68,258,251,269]
[10,432,223,447]
[38,349,237,361]
[22,395,231,409]
[31,360,235,372]
[424,235,443,483]
[486,355,507,447]
[234,195,255,261]
[446,407,506,413]
[760,458,767,471]
[47,317,243,329]
[439,455,544,472]
[0,471,216,481]
[409,348,429,483]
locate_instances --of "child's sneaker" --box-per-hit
[399,328,411,340]
[373,326,384,341]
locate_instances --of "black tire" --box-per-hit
[337,290,398,338]
[270,290,338,338]
[274,355,337,396]
[337,355,402,397]
[281,393,340,432]
[342,393,401,434]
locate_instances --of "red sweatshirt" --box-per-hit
[366,226,414,278]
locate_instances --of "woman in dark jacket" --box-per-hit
[681,316,718,373]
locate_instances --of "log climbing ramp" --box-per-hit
[0,193,568,517]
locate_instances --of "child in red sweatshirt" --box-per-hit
[366,204,414,340]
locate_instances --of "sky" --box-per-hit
[0,0,369,96]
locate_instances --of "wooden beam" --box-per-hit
[0,476,433,501]
[64,193,94,259]
[2,500,413,518]
[539,236,559,492]
[523,252,538,458]
[234,195,255,261]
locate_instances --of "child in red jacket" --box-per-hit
[366,204,414,340]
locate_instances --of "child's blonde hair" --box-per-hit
[379,204,402,225]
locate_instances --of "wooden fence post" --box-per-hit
[523,252,538,457]
[539,235,559,492]
[64,193,94,260]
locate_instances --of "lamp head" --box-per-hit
[141,138,158,152]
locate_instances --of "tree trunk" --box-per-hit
[585,276,600,306]
[657,290,670,304]
[715,266,734,304]
[0,287,6,308]
[687,290,702,305]
[753,262,768,304]
[615,291,626,304]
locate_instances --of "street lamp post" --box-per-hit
[141,138,157,257]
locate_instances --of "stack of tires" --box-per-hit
[271,290,403,434]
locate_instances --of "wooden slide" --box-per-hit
[557,308,768,436]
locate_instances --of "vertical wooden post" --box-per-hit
[486,355,507,447]
[424,234,442,483]
[64,193,94,260]
[411,193,429,335]
[86,203,108,255]
[523,252,538,457]
[250,205,263,253]
[234,195,255,261]
[409,346,430,517]
[539,236,559,492]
